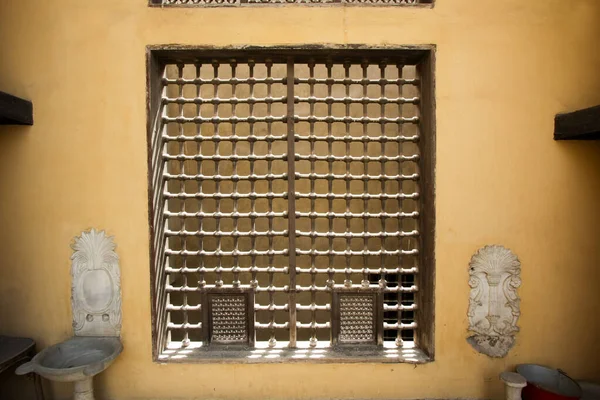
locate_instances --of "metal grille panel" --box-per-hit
[339,294,375,343]
[210,295,249,343]
[152,53,423,350]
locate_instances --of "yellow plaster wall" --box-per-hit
[1,0,600,399]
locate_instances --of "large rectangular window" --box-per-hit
[148,47,435,363]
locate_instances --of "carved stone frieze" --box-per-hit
[467,245,521,357]
[162,0,419,5]
[163,0,240,4]
[71,229,122,337]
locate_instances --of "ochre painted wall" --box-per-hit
[1,0,600,399]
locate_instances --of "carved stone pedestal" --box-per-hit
[74,377,94,400]
[500,371,527,400]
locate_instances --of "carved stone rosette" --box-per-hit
[71,229,122,337]
[467,245,521,357]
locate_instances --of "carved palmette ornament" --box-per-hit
[71,229,122,337]
[467,245,521,357]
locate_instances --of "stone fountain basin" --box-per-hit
[16,336,122,382]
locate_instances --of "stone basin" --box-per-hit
[16,336,122,382]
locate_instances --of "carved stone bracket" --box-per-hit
[467,245,521,358]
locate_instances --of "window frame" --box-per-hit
[146,45,436,363]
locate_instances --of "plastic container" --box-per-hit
[516,364,582,400]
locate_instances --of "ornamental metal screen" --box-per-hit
[150,51,430,353]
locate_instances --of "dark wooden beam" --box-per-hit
[0,91,33,126]
[555,105,600,140]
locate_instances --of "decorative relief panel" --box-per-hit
[467,245,521,357]
[342,0,418,3]
[163,0,240,4]
[160,0,425,5]
[71,229,122,337]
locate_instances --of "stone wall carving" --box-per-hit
[467,245,521,357]
[71,229,122,337]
